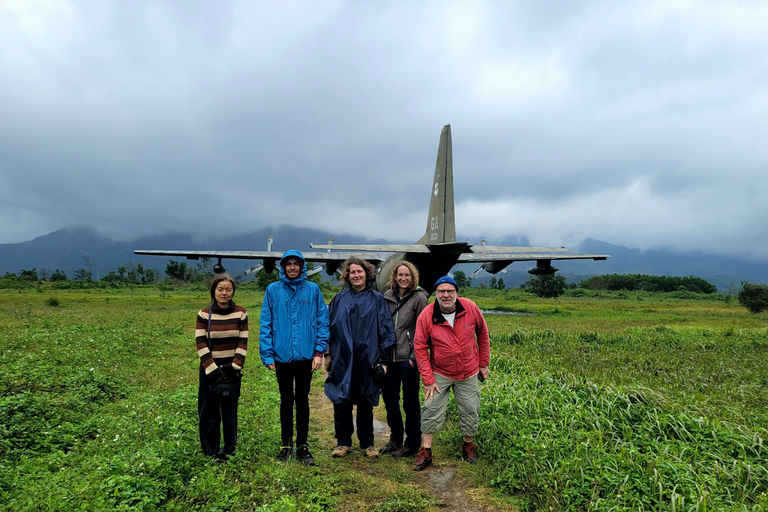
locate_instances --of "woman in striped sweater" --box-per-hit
[195,273,248,460]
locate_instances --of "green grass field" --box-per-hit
[1,287,767,511]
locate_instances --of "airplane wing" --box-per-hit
[133,249,393,264]
[458,252,609,262]
[132,249,394,276]
[309,244,571,254]
[457,250,609,276]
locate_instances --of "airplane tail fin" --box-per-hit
[419,124,456,245]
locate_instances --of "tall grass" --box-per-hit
[477,328,768,511]
[2,288,767,510]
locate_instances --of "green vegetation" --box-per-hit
[580,274,718,294]
[738,281,768,314]
[1,287,767,511]
[523,274,567,298]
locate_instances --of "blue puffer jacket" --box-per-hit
[259,250,330,365]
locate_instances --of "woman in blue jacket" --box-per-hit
[260,250,330,465]
[324,257,395,459]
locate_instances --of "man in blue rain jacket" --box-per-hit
[260,250,330,465]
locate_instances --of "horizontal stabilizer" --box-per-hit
[309,243,431,253]
[469,245,570,254]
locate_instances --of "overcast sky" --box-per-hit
[2,0,768,259]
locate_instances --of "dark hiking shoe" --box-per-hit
[277,446,293,462]
[461,442,478,464]
[295,445,315,466]
[392,445,419,458]
[379,439,403,455]
[412,447,432,471]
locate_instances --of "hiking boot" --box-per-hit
[379,439,402,455]
[332,445,352,458]
[277,446,293,462]
[461,442,478,464]
[392,445,419,458]
[295,445,315,466]
[412,447,432,471]
[213,451,230,463]
[363,446,380,459]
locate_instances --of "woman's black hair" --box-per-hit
[210,273,237,305]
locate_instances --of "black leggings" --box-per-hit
[275,359,314,447]
[198,368,239,456]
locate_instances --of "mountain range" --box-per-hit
[2,226,767,292]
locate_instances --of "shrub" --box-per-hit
[523,274,566,298]
[738,281,768,314]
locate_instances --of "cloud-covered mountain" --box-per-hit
[1,227,766,291]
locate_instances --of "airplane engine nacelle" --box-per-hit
[325,261,341,276]
[263,259,276,274]
[528,260,558,275]
[482,261,511,274]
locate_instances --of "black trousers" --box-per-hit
[333,400,374,448]
[275,359,313,447]
[381,360,422,450]
[198,368,239,456]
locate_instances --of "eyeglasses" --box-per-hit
[435,288,457,295]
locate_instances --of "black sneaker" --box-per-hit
[295,445,315,466]
[277,446,293,462]
[412,447,432,471]
[392,445,419,458]
[461,442,478,464]
[379,439,403,455]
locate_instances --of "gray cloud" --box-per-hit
[1,0,767,259]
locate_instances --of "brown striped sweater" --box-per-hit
[195,302,248,376]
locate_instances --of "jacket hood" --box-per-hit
[278,250,307,283]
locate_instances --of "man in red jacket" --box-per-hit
[412,276,490,471]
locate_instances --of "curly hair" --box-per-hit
[340,257,375,287]
[386,261,420,291]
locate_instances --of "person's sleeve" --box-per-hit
[377,295,396,364]
[474,304,490,368]
[408,293,430,362]
[259,289,275,366]
[195,309,217,373]
[413,308,435,386]
[233,309,248,370]
[314,287,330,355]
[325,293,340,355]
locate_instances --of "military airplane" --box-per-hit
[134,125,609,293]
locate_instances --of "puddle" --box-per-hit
[481,309,535,316]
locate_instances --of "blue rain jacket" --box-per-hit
[324,280,396,406]
[259,250,330,365]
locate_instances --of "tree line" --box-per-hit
[579,273,718,294]
[4,259,768,314]
[0,257,322,291]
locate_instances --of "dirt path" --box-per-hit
[310,388,514,511]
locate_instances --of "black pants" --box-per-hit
[381,360,422,450]
[198,368,239,456]
[333,400,374,448]
[275,359,313,447]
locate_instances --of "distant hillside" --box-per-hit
[0,226,387,281]
[2,227,767,291]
